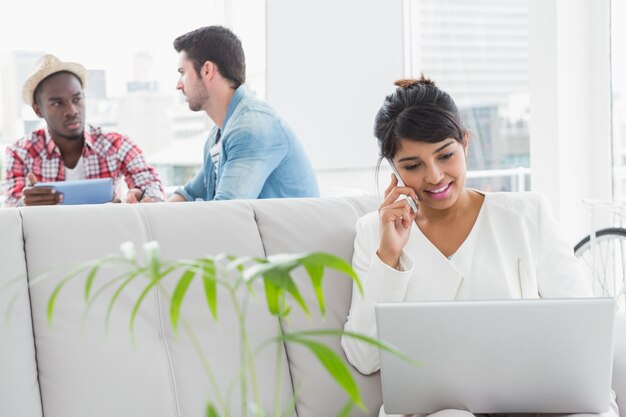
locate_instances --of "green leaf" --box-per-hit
[335,400,355,417]
[247,401,270,417]
[225,256,253,273]
[170,269,195,335]
[214,253,235,263]
[202,260,218,321]
[288,329,420,367]
[143,241,161,281]
[263,279,282,316]
[213,253,236,276]
[5,288,25,325]
[105,273,140,334]
[80,272,135,334]
[263,268,309,316]
[206,402,220,417]
[157,264,179,281]
[245,279,257,299]
[246,252,362,318]
[84,265,100,302]
[46,256,123,326]
[242,256,297,283]
[302,262,325,315]
[0,273,29,292]
[48,254,123,315]
[301,253,362,294]
[279,389,299,417]
[130,278,160,343]
[47,267,89,326]
[283,334,365,410]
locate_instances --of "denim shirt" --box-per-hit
[175,86,319,201]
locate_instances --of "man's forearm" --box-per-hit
[168,193,187,202]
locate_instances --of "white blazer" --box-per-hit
[341,191,592,375]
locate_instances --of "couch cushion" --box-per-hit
[21,204,180,417]
[0,209,43,417]
[19,201,295,417]
[138,200,295,417]
[251,197,381,417]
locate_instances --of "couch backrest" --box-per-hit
[0,196,380,417]
[251,196,382,417]
[6,196,622,417]
[0,209,43,417]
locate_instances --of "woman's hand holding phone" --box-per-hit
[377,173,419,269]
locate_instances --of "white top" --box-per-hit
[64,157,86,181]
[341,191,593,375]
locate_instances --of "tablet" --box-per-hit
[34,178,114,205]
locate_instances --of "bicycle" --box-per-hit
[574,227,626,310]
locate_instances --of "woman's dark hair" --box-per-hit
[173,26,246,89]
[374,74,466,163]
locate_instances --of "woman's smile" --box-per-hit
[423,182,452,200]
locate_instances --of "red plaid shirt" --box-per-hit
[3,125,164,207]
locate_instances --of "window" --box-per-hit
[407,0,530,192]
[0,0,266,196]
[612,0,626,201]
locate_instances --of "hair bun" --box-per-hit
[394,74,435,89]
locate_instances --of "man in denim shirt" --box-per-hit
[169,26,319,202]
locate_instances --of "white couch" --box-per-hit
[0,196,624,417]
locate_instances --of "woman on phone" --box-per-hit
[340,75,618,417]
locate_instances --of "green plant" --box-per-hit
[45,241,417,417]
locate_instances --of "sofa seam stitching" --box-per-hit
[18,208,46,417]
[136,205,181,417]
[248,201,299,417]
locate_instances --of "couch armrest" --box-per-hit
[614,314,626,414]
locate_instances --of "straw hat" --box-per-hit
[22,54,87,106]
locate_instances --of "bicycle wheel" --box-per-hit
[574,227,626,254]
[574,227,626,302]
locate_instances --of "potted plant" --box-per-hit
[41,240,417,417]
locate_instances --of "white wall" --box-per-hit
[265,0,405,170]
[529,0,612,243]
[265,0,614,244]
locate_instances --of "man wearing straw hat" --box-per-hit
[2,54,164,207]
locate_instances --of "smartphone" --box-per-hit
[387,159,418,212]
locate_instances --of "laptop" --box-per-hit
[375,298,616,415]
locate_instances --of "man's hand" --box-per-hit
[125,188,157,204]
[167,193,186,202]
[21,173,62,206]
